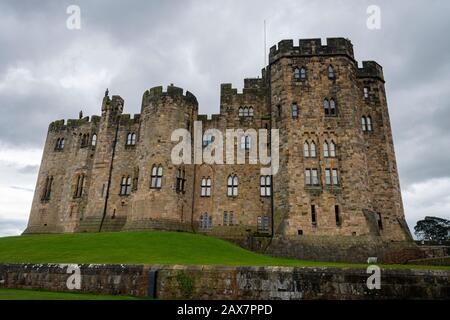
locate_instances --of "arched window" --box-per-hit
[126,133,136,146]
[328,65,335,79]
[361,116,367,131]
[120,176,131,195]
[150,165,163,189]
[55,138,65,151]
[329,99,336,116]
[201,177,211,197]
[41,175,53,201]
[367,116,373,131]
[74,174,84,198]
[303,142,310,158]
[294,67,300,79]
[330,141,336,158]
[323,99,330,115]
[363,87,369,99]
[227,175,238,197]
[176,168,185,193]
[310,142,316,157]
[324,141,329,158]
[243,107,249,117]
[291,103,298,118]
[260,175,271,197]
[248,107,254,117]
[300,67,306,79]
[240,135,251,150]
[203,134,212,147]
[239,107,244,117]
[91,134,97,147]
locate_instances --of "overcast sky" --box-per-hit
[0,0,449,237]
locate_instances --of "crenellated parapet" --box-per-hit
[119,114,141,125]
[357,61,384,82]
[48,115,101,132]
[141,85,198,110]
[269,38,354,63]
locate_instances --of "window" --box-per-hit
[55,138,65,151]
[330,141,336,157]
[363,87,369,99]
[223,211,234,226]
[294,67,300,79]
[223,211,228,226]
[126,133,136,146]
[229,211,234,226]
[291,103,298,118]
[310,142,316,157]
[312,169,319,185]
[74,174,84,198]
[377,213,383,230]
[91,134,97,147]
[332,169,339,185]
[80,134,90,148]
[176,168,186,193]
[227,175,238,197]
[323,99,330,116]
[239,107,253,117]
[328,65,335,79]
[367,116,373,131]
[329,99,336,116]
[305,169,319,186]
[300,67,306,79]
[361,116,367,131]
[335,205,341,226]
[277,105,282,119]
[260,175,271,197]
[257,216,269,231]
[150,165,163,189]
[41,176,53,201]
[324,142,329,158]
[311,205,317,225]
[133,168,139,192]
[201,177,211,197]
[120,176,131,196]
[243,107,249,117]
[200,213,212,230]
[303,142,310,158]
[325,169,331,185]
[248,107,254,117]
[240,135,251,150]
[239,107,244,117]
[305,169,311,185]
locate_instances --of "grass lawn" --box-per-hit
[0,288,143,300]
[0,231,447,270]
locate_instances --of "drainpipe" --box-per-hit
[99,118,120,232]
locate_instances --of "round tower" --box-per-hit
[124,85,198,231]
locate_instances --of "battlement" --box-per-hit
[49,115,101,132]
[142,84,198,107]
[269,38,354,63]
[357,61,384,81]
[120,113,141,125]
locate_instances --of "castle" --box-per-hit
[25,37,414,261]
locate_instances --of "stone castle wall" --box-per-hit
[24,37,413,261]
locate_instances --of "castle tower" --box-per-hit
[123,85,198,231]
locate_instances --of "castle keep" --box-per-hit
[25,38,414,260]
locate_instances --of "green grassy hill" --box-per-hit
[0,231,447,269]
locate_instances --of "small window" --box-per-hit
[243,107,249,117]
[310,142,316,158]
[291,103,298,118]
[324,142,329,158]
[294,67,300,79]
[55,138,65,151]
[335,205,341,226]
[203,134,212,147]
[257,216,269,231]
[323,99,330,116]
[248,107,254,117]
[176,168,185,193]
[303,142,310,158]
[229,211,234,226]
[367,116,372,131]
[120,176,131,196]
[311,205,317,225]
[201,177,211,197]
[363,87,369,99]
[150,165,163,189]
[332,169,339,185]
[239,107,244,117]
[277,105,282,119]
[200,213,212,230]
[361,116,367,131]
[329,99,336,116]
[330,141,336,157]
[312,169,319,185]
[325,169,331,185]
[227,175,238,197]
[297,229,303,235]
[91,134,97,147]
[74,174,84,198]
[126,133,136,146]
[41,175,53,201]
[300,67,306,79]
[328,65,335,79]
[305,169,311,186]
[260,175,271,197]
[240,135,251,150]
[223,211,228,226]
